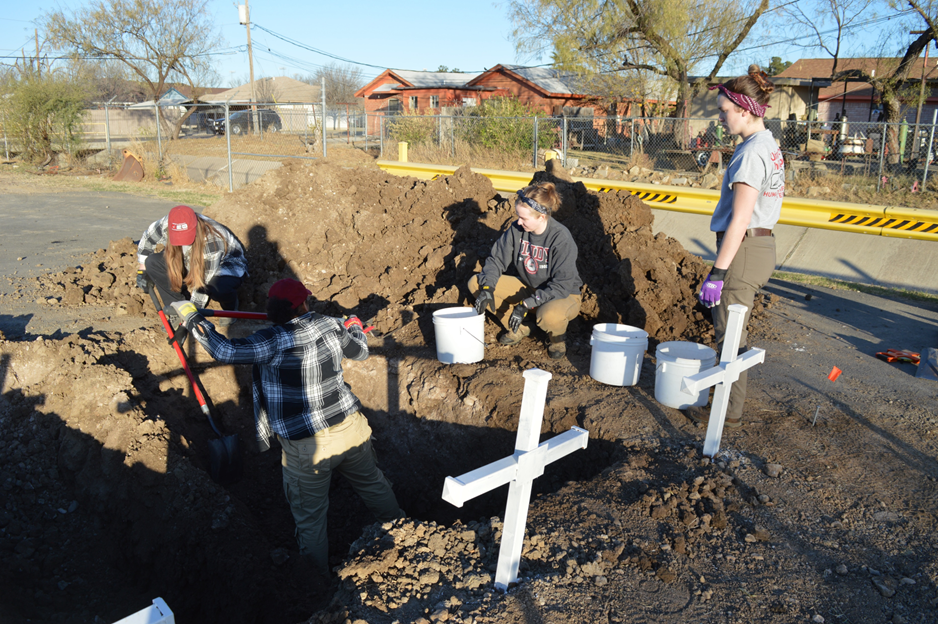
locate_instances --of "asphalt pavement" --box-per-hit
[0,189,203,284]
[652,209,938,295]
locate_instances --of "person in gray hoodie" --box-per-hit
[469,181,583,359]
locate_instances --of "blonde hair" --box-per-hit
[518,181,561,217]
[164,216,227,293]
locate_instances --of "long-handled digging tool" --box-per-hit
[146,285,243,483]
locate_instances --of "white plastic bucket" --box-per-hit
[589,323,649,386]
[432,307,485,364]
[655,341,717,409]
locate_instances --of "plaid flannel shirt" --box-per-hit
[190,312,368,452]
[136,215,248,308]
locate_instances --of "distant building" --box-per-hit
[775,58,938,122]
[355,65,607,134]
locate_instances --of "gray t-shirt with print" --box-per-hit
[710,129,785,232]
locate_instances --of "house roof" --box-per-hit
[163,82,228,99]
[489,64,584,96]
[355,69,482,98]
[388,70,482,88]
[206,76,321,104]
[128,87,191,109]
[776,57,938,99]
[357,66,589,99]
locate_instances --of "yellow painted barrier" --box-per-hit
[376,161,938,241]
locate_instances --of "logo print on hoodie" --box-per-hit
[519,240,548,275]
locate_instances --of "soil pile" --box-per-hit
[23,158,712,346]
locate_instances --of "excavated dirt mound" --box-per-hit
[23,159,713,347]
[8,160,935,624]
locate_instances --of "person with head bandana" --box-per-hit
[469,181,583,359]
[691,65,785,428]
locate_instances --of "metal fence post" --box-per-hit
[439,114,443,146]
[225,103,233,193]
[630,118,634,156]
[877,122,887,191]
[380,115,384,158]
[364,114,368,153]
[154,103,163,162]
[533,117,539,168]
[562,117,568,166]
[321,78,327,159]
[104,104,112,155]
[451,115,455,158]
[923,109,937,188]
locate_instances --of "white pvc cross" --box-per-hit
[682,303,765,457]
[442,368,589,590]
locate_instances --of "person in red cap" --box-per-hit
[169,278,404,575]
[136,206,247,319]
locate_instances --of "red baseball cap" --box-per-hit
[167,206,197,246]
[268,279,312,308]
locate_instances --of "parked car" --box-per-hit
[212,109,283,135]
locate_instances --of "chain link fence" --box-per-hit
[7,102,938,193]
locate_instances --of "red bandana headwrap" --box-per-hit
[709,84,770,118]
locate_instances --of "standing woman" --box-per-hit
[696,66,785,428]
[136,205,248,315]
[469,182,583,359]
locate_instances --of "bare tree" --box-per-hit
[509,0,770,143]
[298,62,365,129]
[254,77,283,104]
[782,0,881,77]
[42,0,223,140]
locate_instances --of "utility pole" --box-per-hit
[240,2,258,132]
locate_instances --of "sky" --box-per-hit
[0,0,524,87]
[0,0,927,89]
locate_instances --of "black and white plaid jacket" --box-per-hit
[136,214,248,308]
[191,311,368,452]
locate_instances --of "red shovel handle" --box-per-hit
[156,308,210,410]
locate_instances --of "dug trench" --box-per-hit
[1,158,718,620]
[5,159,937,624]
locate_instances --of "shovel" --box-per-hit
[146,286,243,483]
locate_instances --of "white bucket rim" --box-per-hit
[432,307,481,321]
[656,341,716,364]
[592,323,648,342]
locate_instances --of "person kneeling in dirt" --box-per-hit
[469,181,583,359]
[136,205,247,325]
[169,279,404,574]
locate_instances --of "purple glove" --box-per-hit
[699,268,728,308]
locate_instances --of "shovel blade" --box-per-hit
[208,435,243,484]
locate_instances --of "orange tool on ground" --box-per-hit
[875,349,920,364]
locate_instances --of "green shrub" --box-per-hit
[387,110,438,146]
[458,97,557,155]
[0,71,87,163]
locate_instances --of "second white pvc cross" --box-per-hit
[441,368,589,590]
[682,303,766,457]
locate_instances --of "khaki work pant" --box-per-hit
[712,234,776,421]
[469,274,581,337]
[279,411,403,573]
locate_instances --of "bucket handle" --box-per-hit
[461,326,486,345]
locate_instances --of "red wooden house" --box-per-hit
[355,65,609,133]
